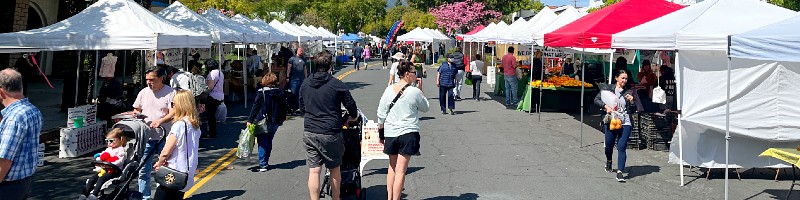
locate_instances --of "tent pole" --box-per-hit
[123,50,127,83]
[244,43,249,109]
[94,50,99,99]
[538,47,543,121]
[75,50,81,105]
[580,48,586,147]
[725,37,731,200]
[676,50,684,187]
[608,51,614,84]
[528,43,533,115]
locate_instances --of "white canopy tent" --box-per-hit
[315,26,340,39]
[502,7,558,44]
[202,8,267,43]
[397,27,438,42]
[0,46,43,53]
[283,21,322,41]
[269,20,314,42]
[470,21,509,42]
[611,0,799,195]
[301,24,333,40]
[422,28,449,41]
[533,6,584,46]
[157,1,243,43]
[0,0,210,50]
[249,17,295,43]
[495,18,530,43]
[461,23,494,42]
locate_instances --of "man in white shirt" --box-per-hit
[246,50,262,76]
[167,66,191,91]
[469,54,484,101]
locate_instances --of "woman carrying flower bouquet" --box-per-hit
[594,69,635,182]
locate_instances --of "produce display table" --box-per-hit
[517,86,597,112]
[493,73,529,99]
[760,148,800,199]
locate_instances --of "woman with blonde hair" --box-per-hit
[153,90,202,199]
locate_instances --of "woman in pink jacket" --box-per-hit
[363,45,372,69]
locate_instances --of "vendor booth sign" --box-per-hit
[360,120,389,177]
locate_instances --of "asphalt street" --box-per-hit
[32,61,797,200]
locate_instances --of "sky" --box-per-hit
[540,0,590,7]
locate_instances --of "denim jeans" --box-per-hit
[454,70,465,97]
[604,124,632,171]
[438,86,455,112]
[354,57,362,70]
[471,75,482,99]
[139,139,164,199]
[289,79,303,111]
[256,123,281,167]
[504,75,519,105]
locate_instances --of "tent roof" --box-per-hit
[471,21,509,42]
[249,17,295,42]
[534,6,584,45]
[397,27,434,42]
[544,0,684,49]
[202,8,266,43]
[157,2,242,43]
[301,24,333,40]
[731,15,800,62]
[316,27,340,38]
[340,33,361,42]
[231,14,293,43]
[614,0,799,51]
[0,46,43,53]
[455,25,485,41]
[498,7,558,44]
[269,20,315,41]
[283,22,322,40]
[0,0,210,50]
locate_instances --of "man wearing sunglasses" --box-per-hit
[128,67,176,199]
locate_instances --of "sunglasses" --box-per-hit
[171,102,174,108]
[105,138,116,144]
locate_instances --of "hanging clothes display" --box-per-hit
[99,53,118,78]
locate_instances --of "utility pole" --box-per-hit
[570,0,579,7]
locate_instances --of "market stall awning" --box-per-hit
[613,0,799,51]
[544,0,684,49]
[533,6,584,46]
[231,14,294,43]
[731,14,800,62]
[0,46,43,53]
[340,33,362,42]
[249,17,295,43]
[455,25,485,41]
[157,1,243,43]
[0,0,211,50]
[202,8,267,43]
[503,7,558,44]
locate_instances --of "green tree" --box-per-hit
[770,0,800,11]
[587,0,618,13]
[529,0,545,12]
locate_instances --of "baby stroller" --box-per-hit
[88,114,166,200]
[320,109,366,200]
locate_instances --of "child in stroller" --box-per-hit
[79,114,165,200]
[79,128,127,200]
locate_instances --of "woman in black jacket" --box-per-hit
[246,73,288,172]
[594,69,635,182]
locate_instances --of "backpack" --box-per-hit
[188,73,210,102]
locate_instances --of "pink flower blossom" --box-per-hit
[429,0,502,35]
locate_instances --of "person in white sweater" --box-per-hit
[376,60,429,200]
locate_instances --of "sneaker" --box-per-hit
[615,171,626,182]
[442,111,447,115]
[605,161,613,173]
[87,194,98,200]
[448,109,455,115]
[259,165,269,172]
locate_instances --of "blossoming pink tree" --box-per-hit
[429,0,502,35]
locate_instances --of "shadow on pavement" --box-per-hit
[344,82,372,90]
[189,189,246,200]
[271,159,306,170]
[419,117,436,121]
[744,189,794,200]
[362,185,407,200]
[363,167,424,177]
[454,110,477,115]
[626,165,661,179]
[422,193,479,200]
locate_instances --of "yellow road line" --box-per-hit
[184,152,238,198]
[193,148,237,181]
[183,67,358,197]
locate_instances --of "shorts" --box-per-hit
[303,132,345,168]
[383,132,421,156]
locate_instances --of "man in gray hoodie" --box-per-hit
[299,50,359,200]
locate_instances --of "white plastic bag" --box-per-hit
[600,90,619,109]
[652,86,666,104]
[237,127,255,159]
[216,102,227,123]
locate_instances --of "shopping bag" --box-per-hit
[465,78,473,85]
[237,127,255,159]
[652,86,666,104]
[216,102,227,123]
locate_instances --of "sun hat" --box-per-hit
[391,52,406,60]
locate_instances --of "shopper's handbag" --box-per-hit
[154,120,190,190]
[378,84,411,140]
[253,89,270,136]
